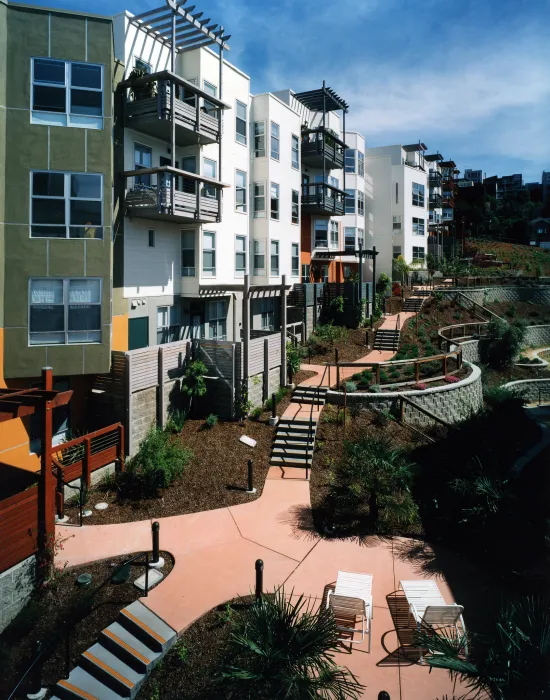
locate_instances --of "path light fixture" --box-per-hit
[246,460,256,494]
[255,559,264,600]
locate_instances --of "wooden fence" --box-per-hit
[0,486,40,574]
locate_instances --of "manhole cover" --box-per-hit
[77,573,92,587]
[95,502,108,510]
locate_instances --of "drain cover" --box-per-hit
[111,563,132,584]
[77,573,92,587]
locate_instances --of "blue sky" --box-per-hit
[30,0,550,182]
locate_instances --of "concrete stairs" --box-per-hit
[290,385,328,405]
[403,296,425,313]
[270,416,317,468]
[373,328,400,351]
[52,600,176,700]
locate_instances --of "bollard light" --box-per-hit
[271,392,277,419]
[152,521,160,564]
[255,559,264,601]
[246,459,256,494]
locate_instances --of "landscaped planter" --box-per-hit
[502,378,550,404]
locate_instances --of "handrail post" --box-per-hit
[255,559,264,601]
[415,361,420,383]
[375,364,380,385]
[56,467,64,521]
[118,423,125,472]
[84,436,91,489]
[145,552,149,596]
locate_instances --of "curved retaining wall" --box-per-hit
[327,363,483,428]
[439,286,550,306]
[502,378,550,404]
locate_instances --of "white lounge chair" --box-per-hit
[399,579,468,660]
[326,570,373,651]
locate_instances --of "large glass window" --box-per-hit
[345,189,356,214]
[29,278,101,345]
[235,235,246,276]
[31,171,103,239]
[202,80,217,117]
[412,246,425,261]
[345,149,356,173]
[203,158,217,198]
[357,190,365,216]
[314,220,328,247]
[344,227,356,252]
[134,143,152,187]
[270,240,279,276]
[235,170,247,212]
[157,306,179,345]
[260,299,274,330]
[235,100,247,145]
[270,122,280,160]
[291,243,299,277]
[291,134,299,169]
[330,221,338,248]
[412,182,425,207]
[254,182,265,218]
[253,240,265,275]
[202,231,216,277]
[358,228,364,247]
[301,264,310,283]
[358,151,365,177]
[254,121,265,157]
[32,58,103,128]
[207,301,226,340]
[412,217,425,236]
[270,182,280,220]
[291,190,299,225]
[392,215,402,230]
[181,231,195,276]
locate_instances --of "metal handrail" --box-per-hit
[304,364,329,481]
[7,552,151,700]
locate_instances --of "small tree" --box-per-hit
[392,255,410,285]
[480,317,526,370]
[426,252,436,278]
[181,360,208,414]
[376,272,391,294]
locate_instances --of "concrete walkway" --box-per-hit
[56,292,469,699]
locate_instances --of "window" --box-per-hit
[412,217,425,236]
[291,190,299,225]
[31,58,103,128]
[29,278,101,345]
[202,231,215,277]
[393,246,402,259]
[134,143,152,187]
[235,235,246,276]
[395,182,399,204]
[148,229,155,247]
[412,182,425,207]
[254,182,265,218]
[157,306,179,345]
[236,100,247,145]
[203,80,217,117]
[358,151,365,177]
[181,156,197,194]
[320,265,329,283]
[181,231,195,276]
[270,240,279,276]
[345,149,356,174]
[270,122,280,160]
[254,121,265,157]
[134,57,151,73]
[253,240,265,275]
[260,299,274,330]
[358,228,364,247]
[203,158,217,198]
[344,227,356,252]
[291,134,299,169]
[329,175,339,189]
[301,264,311,282]
[207,301,226,340]
[291,243,299,277]
[345,189,356,214]
[270,182,280,220]
[357,191,365,216]
[31,171,103,239]
[412,246,425,261]
[330,221,338,248]
[314,220,328,247]
[392,216,402,230]
[235,170,247,212]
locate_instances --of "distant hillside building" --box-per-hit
[463,169,483,185]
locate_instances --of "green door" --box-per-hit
[128,317,149,350]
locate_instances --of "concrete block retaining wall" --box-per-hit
[524,325,550,347]
[247,366,282,409]
[502,379,550,404]
[440,286,550,306]
[131,386,157,455]
[0,555,36,633]
[458,340,481,363]
[327,363,483,428]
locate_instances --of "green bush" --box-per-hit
[286,342,303,378]
[205,413,218,428]
[404,366,415,377]
[390,369,400,379]
[314,322,348,347]
[480,318,527,370]
[379,371,389,382]
[165,409,187,434]
[351,372,363,382]
[249,406,263,420]
[345,381,357,393]
[361,370,374,382]
[126,427,193,496]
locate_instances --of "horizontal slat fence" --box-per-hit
[0,486,40,574]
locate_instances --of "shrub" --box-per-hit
[404,366,415,377]
[369,384,381,393]
[314,322,347,347]
[505,303,517,318]
[361,370,374,382]
[181,360,208,413]
[249,406,263,420]
[286,342,302,378]
[125,427,193,497]
[414,383,427,390]
[344,381,357,393]
[379,371,389,382]
[480,317,527,370]
[390,369,400,379]
[165,408,187,434]
[444,375,460,383]
[205,413,218,428]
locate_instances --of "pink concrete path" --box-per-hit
[55,294,469,699]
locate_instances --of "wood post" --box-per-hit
[400,396,405,423]
[39,367,55,574]
[158,346,165,429]
[263,337,269,402]
[415,362,420,383]
[243,275,250,383]
[375,364,381,385]
[83,437,92,489]
[443,356,447,376]
[118,424,125,472]
[280,275,287,387]
[231,344,236,420]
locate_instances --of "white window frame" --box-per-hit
[357,190,365,216]
[31,57,104,129]
[392,215,402,230]
[30,170,104,240]
[235,235,246,277]
[134,142,153,187]
[202,230,216,277]
[291,189,299,225]
[235,100,247,146]
[254,182,266,218]
[412,246,425,261]
[345,148,356,174]
[291,134,299,169]
[260,298,274,331]
[203,158,217,198]
[314,220,328,248]
[412,182,425,207]
[344,227,356,252]
[254,121,265,157]
[29,277,102,346]
[330,221,338,249]
[181,230,195,277]
[270,240,280,276]
[270,121,280,161]
[235,169,247,213]
[157,305,169,345]
[207,300,226,340]
[357,151,365,177]
[345,189,356,214]
[393,246,402,259]
[412,217,425,236]
[270,182,280,220]
[291,243,299,277]
[253,240,265,276]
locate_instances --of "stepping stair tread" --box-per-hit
[57,668,121,700]
[271,456,311,465]
[82,643,142,694]
[273,439,315,446]
[120,601,176,650]
[100,623,159,671]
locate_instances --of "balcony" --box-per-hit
[442,191,455,207]
[301,183,345,216]
[124,166,228,224]
[122,71,229,147]
[301,127,345,170]
[429,194,442,209]
[428,172,442,188]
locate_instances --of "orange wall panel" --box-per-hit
[112,314,129,352]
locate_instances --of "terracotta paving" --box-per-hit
[55,293,470,699]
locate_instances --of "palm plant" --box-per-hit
[221,588,363,699]
[416,596,550,699]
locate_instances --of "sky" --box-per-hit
[30,0,550,182]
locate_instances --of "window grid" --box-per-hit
[235,170,247,212]
[291,243,299,277]
[207,300,226,340]
[253,240,265,276]
[270,182,280,220]
[254,121,265,157]
[202,231,216,277]
[393,246,402,259]
[345,189,356,214]
[357,191,365,216]
[358,151,365,177]
[270,122,280,160]
[330,221,339,249]
[412,246,425,261]
[412,182,425,207]
[344,227,356,252]
[181,230,195,276]
[291,189,299,225]
[345,149,356,174]
[314,220,328,248]
[254,182,266,218]
[291,134,299,169]
[235,100,247,145]
[235,235,246,276]
[392,216,402,230]
[270,240,279,276]
[412,217,425,236]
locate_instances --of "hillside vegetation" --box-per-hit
[466,239,550,275]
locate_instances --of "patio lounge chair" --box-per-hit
[399,579,468,660]
[326,570,373,651]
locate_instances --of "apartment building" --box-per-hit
[0,0,114,469]
[364,143,429,279]
[463,168,483,185]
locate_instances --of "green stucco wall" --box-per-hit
[0,2,113,378]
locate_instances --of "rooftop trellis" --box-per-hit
[129,0,231,53]
[294,84,349,113]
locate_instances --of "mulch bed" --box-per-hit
[304,326,374,365]
[65,371,317,526]
[482,363,550,390]
[484,300,550,325]
[0,551,173,699]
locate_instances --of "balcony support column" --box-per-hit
[170,10,176,215]
[218,29,224,220]
[322,80,326,211]
[342,108,346,195]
